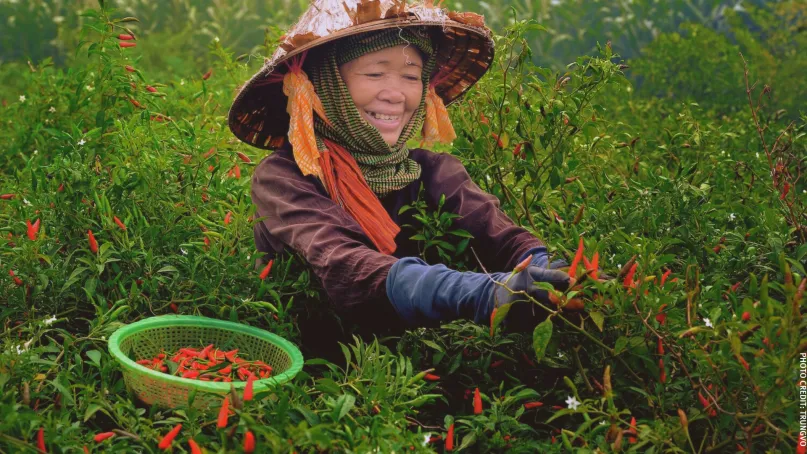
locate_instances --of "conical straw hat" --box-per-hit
[228,0,495,150]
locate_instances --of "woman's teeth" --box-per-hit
[367,111,400,121]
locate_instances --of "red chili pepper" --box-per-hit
[512,142,523,159]
[521,352,535,367]
[146,85,157,93]
[445,423,454,451]
[93,432,115,443]
[244,373,256,401]
[730,282,741,293]
[657,338,664,356]
[217,396,230,428]
[125,65,135,72]
[36,427,46,452]
[0,193,14,199]
[224,211,232,225]
[738,356,750,371]
[202,69,213,80]
[236,152,252,163]
[523,401,543,409]
[259,259,274,280]
[158,423,182,450]
[568,237,584,278]
[479,113,489,125]
[203,147,216,159]
[660,269,672,286]
[129,98,141,108]
[234,165,241,179]
[118,34,135,40]
[9,269,23,286]
[490,359,504,368]
[514,254,532,273]
[88,230,99,254]
[83,445,90,454]
[243,431,256,453]
[473,388,482,414]
[741,311,750,321]
[587,252,599,279]
[491,132,503,148]
[552,405,564,410]
[628,417,637,443]
[780,182,790,200]
[623,262,638,289]
[423,373,440,381]
[119,42,137,48]
[113,216,127,231]
[659,358,666,383]
[27,219,41,241]
[188,439,202,454]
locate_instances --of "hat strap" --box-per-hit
[282,56,331,180]
[421,85,457,146]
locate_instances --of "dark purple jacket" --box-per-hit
[251,145,545,332]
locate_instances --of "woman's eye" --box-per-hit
[365,73,383,78]
[404,75,420,81]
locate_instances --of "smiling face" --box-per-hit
[338,45,425,146]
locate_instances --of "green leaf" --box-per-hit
[85,350,102,367]
[459,432,477,450]
[332,394,355,422]
[532,318,553,363]
[589,311,605,332]
[491,303,512,335]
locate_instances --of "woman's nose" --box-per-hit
[377,88,406,104]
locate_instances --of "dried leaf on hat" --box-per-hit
[280,32,320,52]
[356,0,383,24]
[448,11,485,27]
[384,0,407,18]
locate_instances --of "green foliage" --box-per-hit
[1,2,806,454]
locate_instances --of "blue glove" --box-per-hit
[385,247,573,329]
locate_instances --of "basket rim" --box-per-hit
[108,315,304,394]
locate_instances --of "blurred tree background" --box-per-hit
[1,0,805,115]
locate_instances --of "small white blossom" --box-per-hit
[53,16,64,23]
[728,213,736,221]
[180,79,186,86]
[720,150,725,155]
[19,95,26,103]
[599,420,607,425]
[15,344,27,355]
[101,336,106,341]
[756,152,760,159]
[49,106,56,113]
[78,139,86,146]
[214,36,220,43]
[43,315,57,326]
[565,395,581,410]
[33,149,38,155]
[423,434,431,446]
[704,318,713,328]
[557,352,565,358]
[22,198,31,206]
[180,248,188,255]
[86,85,94,91]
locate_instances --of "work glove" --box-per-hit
[385,247,582,330]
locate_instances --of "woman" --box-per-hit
[228,0,583,338]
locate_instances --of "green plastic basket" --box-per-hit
[108,315,303,410]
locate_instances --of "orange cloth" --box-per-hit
[422,85,456,146]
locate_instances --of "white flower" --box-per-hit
[78,139,86,146]
[101,336,106,341]
[755,152,760,159]
[43,316,57,326]
[53,16,64,23]
[557,352,564,358]
[86,85,94,91]
[180,79,186,86]
[19,95,26,103]
[728,213,736,221]
[180,248,188,255]
[49,106,56,113]
[214,36,220,43]
[720,150,725,155]
[599,420,607,425]
[565,395,581,410]
[33,149,38,155]
[423,434,431,446]
[15,344,27,355]
[22,198,31,206]
[733,2,745,12]
[704,318,713,328]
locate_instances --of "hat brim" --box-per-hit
[228,18,494,150]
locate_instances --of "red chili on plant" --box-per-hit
[118,34,135,40]
[243,431,256,453]
[88,230,99,254]
[217,396,230,428]
[445,423,454,451]
[27,218,41,241]
[473,388,482,414]
[37,427,46,452]
[567,236,584,278]
[157,423,182,450]
[188,439,202,454]
[119,42,137,48]
[113,216,127,231]
[523,401,543,409]
[9,269,23,286]
[259,259,274,280]
[423,373,440,381]
[93,432,115,443]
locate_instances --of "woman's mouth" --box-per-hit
[364,110,402,130]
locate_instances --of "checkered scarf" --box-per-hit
[308,28,436,196]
